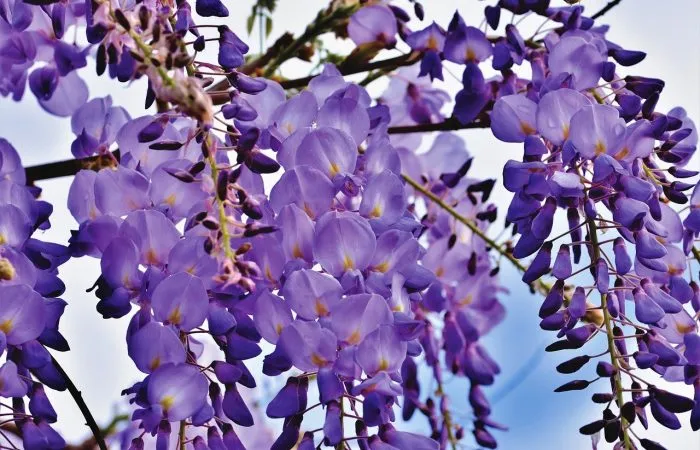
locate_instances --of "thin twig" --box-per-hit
[591,0,623,20]
[51,355,108,450]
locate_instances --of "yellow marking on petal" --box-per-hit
[164,193,177,206]
[374,261,389,273]
[311,353,327,366]
[146,249,159,265]
[149,357,161,371]
[668,265,684,276]
[284,122,294,134]
[329,163,341,177]
[265,265,275,283]
[378,358,389,371]
[466,47,476,61]
[314,299,329,317]
[677,323,695,334]
[347,329,362,345]
[615,147,630,160]
[275,323,284,335]
[185,265,196,275]
[369,204,383,218]
[342,254,354,271]
[562,124,570,140]
[0,319,12,334]
[520,121,536,135]
[655,236,666,245]
[292,244,304,259]
[89,208,98,220]
[435,266,445,278]
[594,140,607,156]
[392,303,404,313]
[0,258,16,281]
[160,395,175,410]
[167,306,182,325]
[459,294,474,306]
[427,35,439,50]
[303,202,315,219]
[0,235,5,245]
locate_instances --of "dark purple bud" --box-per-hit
[650,387,694,413]
[114,9,131,31]
[156,420,171,450]
[413,2,424,20]
[613,237,632,275]
[545,339,583,352]
[323,401,343,446]
[595,361,616,377]
[565,324,597,346]
[246,151,280,174]
[149,141,183,151]
[650,398,681,429]
[642,92,659,118]
[28,383,57,422]
[601,61,616,82]
[595,259,609,294]
[223,384,254,426]
[234,73,267,94]
[624,76,665,99]
[196,0,229,17]
[484,6,500,29]
[556,355,590,374]
[639,439,668,450]
[551,245,572,280]
[592,393,614,404]
[128,437,145,450]
[621,401,636,424]
[540,280,564,318]
[266,377,308,418]
[568,287,587,321]
[603,418,620,443]
[633,288,664,324]
[194,35,206,52]
[531,197,556,239]
[540,311,566,331]
[138,118,167,142]
[609,49,646,66]
[522,242,551,283]
[616,93,642,119]
[554,379,590,392]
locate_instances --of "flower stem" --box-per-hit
[587,219,632,450]
[50,355,107,450]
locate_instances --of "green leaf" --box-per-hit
[265,16,273,37]
[246,14,255,35]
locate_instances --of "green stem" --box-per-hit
[263,4,359,77]
[435,378,458,450]
[206,142,236,263]
[51,356,108,450]
[587,219,632,450]
[179,419,186,450]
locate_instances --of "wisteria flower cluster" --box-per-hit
[0,139,71,448]
[0,0,698,449]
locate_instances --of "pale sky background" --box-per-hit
[1,0,699,449]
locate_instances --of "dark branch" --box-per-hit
[591,0,622,20]
[25,151,119,185]
[388,117,490,134]
[24,114,489,183]
[51,355,108,450]
[281,51,421,90]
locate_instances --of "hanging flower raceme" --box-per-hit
[0,139,71,449]
[478,4,700,449]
